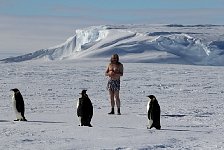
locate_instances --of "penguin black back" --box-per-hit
[10,88,27,121]
[11,88,24,113]
[77,90,93,127]
[147,95,161,129]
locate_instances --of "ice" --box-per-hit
[1,24,224,66]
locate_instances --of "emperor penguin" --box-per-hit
[10,88,27,121]
[76,90,93,127]
[147,95,161,129]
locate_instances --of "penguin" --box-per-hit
[10,88,27,121]
[147,95,161,129]
[76,90,93,127]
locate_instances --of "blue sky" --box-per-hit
[1,0,224,21]
[0,0,224,54]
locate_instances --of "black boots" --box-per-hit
[108,108,115,114]
[108,108,121,115]
[117,108,121,115]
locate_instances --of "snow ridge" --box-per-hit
[1,24,224,66]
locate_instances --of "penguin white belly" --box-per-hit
[147,101,153,128]
[77,100,82,126]
[12,95,23,120]
[148,119,153,128]
[147,101,150,113]
[78,117,82,126]
[76,100,79,109]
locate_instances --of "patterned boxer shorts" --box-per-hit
[107,79,120,91]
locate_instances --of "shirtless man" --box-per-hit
[105,54,123,115]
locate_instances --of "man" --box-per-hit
[105,54,123,115]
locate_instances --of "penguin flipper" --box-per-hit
[15,100,25,113]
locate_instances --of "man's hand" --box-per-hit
[108,70,115,77]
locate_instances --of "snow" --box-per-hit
[1,24,224,149]
[1,24,224,66]
[1,59,224,149]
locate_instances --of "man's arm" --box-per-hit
[105,65,110,76]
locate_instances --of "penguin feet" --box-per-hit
[80,124,93,127]
[14,118,27,121]
[147,126,152,129]
[88,124,93,127]
[147,125,161,130]
[22,118,27,121]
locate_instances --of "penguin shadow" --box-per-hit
[27,120,66,124]
[109,126,136,130]
[0,120,10,123]
[160,128,212,133]
[162,114,186,118]
[160,128,191,132]
[160,114,210,133]
[160,115,191,132]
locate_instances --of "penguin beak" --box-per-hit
[147,95,152,99]
[147,95,155,100]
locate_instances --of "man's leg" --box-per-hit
[114,91,121,115]
[108,90,115,114]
